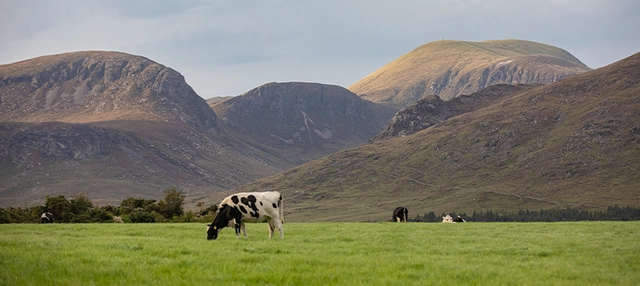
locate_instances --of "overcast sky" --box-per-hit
[1,1,638,98]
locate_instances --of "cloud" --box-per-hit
[1,0,639,98]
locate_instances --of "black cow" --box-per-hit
[453,215,466,223]
[392,207,408,222]
[207,191,284,240]
[41,212,54,223]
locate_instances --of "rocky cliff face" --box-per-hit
[371,84,540,141]
[349,39,591,107]
[0,51,217,131]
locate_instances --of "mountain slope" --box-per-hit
[349,39,591,107]
[210,82,398,168]
[211,52,640,222]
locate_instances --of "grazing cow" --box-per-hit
[392,207,408,222]
[40,212,54,223]
[453,215,466,223]
[207,191,283,240]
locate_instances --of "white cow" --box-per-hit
[206,191,284,240]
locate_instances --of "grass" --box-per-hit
[1,222,639,285]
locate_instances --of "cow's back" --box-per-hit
[220,191,282,223]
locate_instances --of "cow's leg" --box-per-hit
[395,217,400,223]
[234,220,242,238]
[267,218,274,239]
[273,218,284,238]
[240,223,248,239]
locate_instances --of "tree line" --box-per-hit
[3,191,639,223]
[0,187,218,224]
[414,205,640,222]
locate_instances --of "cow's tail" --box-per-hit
[279,194,284,224]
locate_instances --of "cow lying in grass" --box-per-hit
[443,215,466,223]
[207,191,284,240]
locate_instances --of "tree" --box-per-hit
[157,187,185,219]
[70,193,93,216]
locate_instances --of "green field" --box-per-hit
[1,222,638,285]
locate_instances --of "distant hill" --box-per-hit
[205,96,233,105]
[210,82,399,169]
[349,39,591,107]
[209,52,640,222]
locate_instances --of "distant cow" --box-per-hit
[443,215,466,223]
[393,207,408,222]
[207,191,284,240]
[453,215,466,223]
[40,212,54,223]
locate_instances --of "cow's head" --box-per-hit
[207,205,240,240]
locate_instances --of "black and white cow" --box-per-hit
[40,212,54,223]
[392,207,408,222]
[207,191,283,240]
[453,215,466,223]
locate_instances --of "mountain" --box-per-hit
[0,51,217,130]
[0,51,279,206]
[0,52,398,207]
[209,82,398,168]
[349,39,591,107]
[208,52,640,222]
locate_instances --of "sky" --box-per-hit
[1,0,639,99]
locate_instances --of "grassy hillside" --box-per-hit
[204,52,640,222]
[2,222,638,285]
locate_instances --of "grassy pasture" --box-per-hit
[1,222,638,285]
